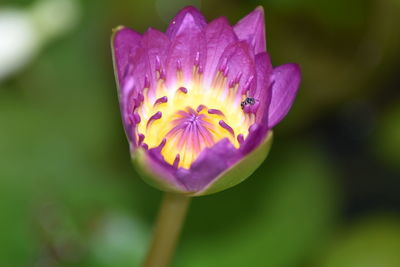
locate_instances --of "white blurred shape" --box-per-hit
[0,0,80,82]
[0,9,38,81]
[31,0,80,40]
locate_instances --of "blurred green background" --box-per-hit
[1,0,399,266]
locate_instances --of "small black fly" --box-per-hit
[241,97,256,109]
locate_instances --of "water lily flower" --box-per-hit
[111,6,300,196]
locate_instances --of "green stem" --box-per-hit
[143,193,191,267]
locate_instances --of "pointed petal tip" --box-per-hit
[179,5,202,14]
[234,6,266,54]
[112,25,126,34]
[255,5,265,14]
[166,5,206,38]
[247,6,265,19]
[279,63,302,84]
[291,63,301,74]
[242,5,265,22]
[111,26,142,88]
[212,16,230,24]
[144,27,163,35]
[111,26,126,44]
[111,27,142,50]
[111,26,140,40]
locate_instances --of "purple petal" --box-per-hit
[140,147,188,192]
[128,48,151,93]
[250,52,273,125]
[239,123,268,155]
[112,27,142,87]
[175,123,268,192]
[176,138,238,192]
[216,41,256,96]
[117,47,152,146]
[118,47,157,147]
[140,28,170,93]
[203,17,238,88]
[165,11,207,85]
[120,89,138,145]
[111,27,143,146]
[234,6,266,54]
[166,6,207,39]
[267,63,301,128]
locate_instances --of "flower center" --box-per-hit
[162,106,228,168]
[133,66,256,168]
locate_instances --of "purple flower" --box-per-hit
[111,6,301,196]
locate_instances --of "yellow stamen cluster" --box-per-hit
[136,70,255,168]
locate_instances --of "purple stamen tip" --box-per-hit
[141,143,148,150]
[237,134,244,144]
[134,98,142,108]
[138,133,145,145]
[178,87,188,94]
[173,154,180,169]
[186,106,197,115]
[137,93,144,102]
[133,112,141,123]
[154,96,168,106]
[196,104,206,112]
[157,138,167,150]
[128,114,134,125]
[147,111,162,128]
[219,120,235,137]
[248,123,258,133]
[223,66,230,76]
[243,76,254,91]
[219,58,228,71]
[159,69,166,80]
[208,109,225,117]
